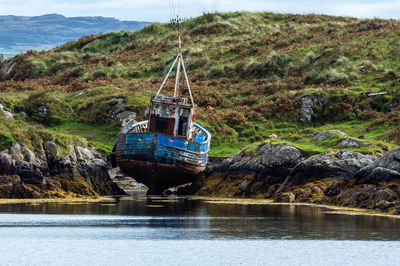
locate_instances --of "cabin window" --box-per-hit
[177,108,190,137]
[155,119,168,133]
[149,116,175,135]
[178,116,188,137]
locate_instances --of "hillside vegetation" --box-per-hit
[0,12,399,157]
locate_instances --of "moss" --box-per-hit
[0,132,15,150]
[60,178,99,197]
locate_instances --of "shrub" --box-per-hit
[92,69,107,79]
[127,68,140,78]
[301,51,317,66]
[65,66,84,78]
[306,68,349,86]
[190,22,235,36]
[240,52,291,78]
[206,67,227,79]
[11,59,47,80]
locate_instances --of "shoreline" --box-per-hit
[0,194,399,219]
[0,197,116,205]
[189,196,400,219]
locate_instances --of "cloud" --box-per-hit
[1,0,400,21]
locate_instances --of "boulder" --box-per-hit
[38,106,47,115]
[299,97,314,124]
[312,130,346,141]
[355,147,400,183]
[109,98,126,116]
[44,141,59,162]
[275,192,295,203]
[107,98,137,124]
[208,143,304,179]
[0,104,14,120]
[313,130,363,147]
[280,150,374,188]
[19,111,28,119]
[0,60,17,76]
[258,143,304,177]
[386,102,397,112]
[337,137,362,148]
[115,111,136,123]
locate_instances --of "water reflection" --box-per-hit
[0,194,399,241]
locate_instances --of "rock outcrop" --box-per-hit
[0,104,14,120]
[194,143,304,197]
[312,130,362,148]
[355,147,400,183]
[0,60,16,76]
[299,95,325,124]
[280,150,374,188]
[312,130,346,141]
[0,142,125,198]
[299,97,314,124]
[107,98,136,124]
[0,175,40,198]
[195,144,400,215]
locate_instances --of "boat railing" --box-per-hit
[122,120,210,145]
[123,120,148,134]
[193,123,211,144]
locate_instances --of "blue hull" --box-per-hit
[114,122,211,193]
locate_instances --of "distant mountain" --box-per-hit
[0,14,149,54]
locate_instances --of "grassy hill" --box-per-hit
[0,12,399,157]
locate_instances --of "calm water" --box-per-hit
[0,194,399,265]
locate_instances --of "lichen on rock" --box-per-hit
[0,142,125,198]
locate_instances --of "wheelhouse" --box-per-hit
[148,95,196,140]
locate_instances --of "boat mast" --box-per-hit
[174,14,182,99]
[156,12,194,107]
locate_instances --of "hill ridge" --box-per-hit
[0,11,399,158]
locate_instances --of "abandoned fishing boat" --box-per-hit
[111,16,211,194]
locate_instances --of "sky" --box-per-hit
[1,0,400,22]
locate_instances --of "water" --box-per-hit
[0,195,399,265]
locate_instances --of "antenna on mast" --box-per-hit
[157,2,194,106]
[174,14,182,99]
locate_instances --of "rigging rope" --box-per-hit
[168,0,173,20]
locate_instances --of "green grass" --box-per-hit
[1,11,400,157]
[49,122,119,154]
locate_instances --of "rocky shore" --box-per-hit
[0,142,125,198]
[189,139,400,215]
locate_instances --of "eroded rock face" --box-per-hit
[355,147,400,183]
[280,150,374,188]
[0,175,40,198]
[0,142,125,198]
[0,144,47,186]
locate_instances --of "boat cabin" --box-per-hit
[148,94,195,140]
